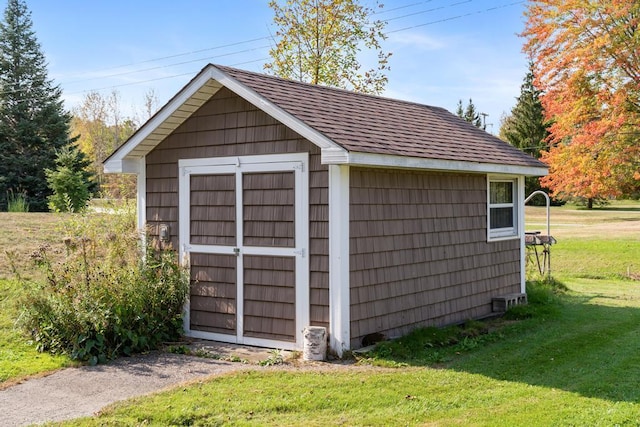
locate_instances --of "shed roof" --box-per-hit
[104,64,547,176]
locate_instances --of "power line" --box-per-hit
[68,57,270,95]
[60,36,272,82]
[62,44,271,87]
[371,1,435,16]
[387,1,525,34]
[2,1,525,98]
[59,0,473,88]
[384,0,473,22]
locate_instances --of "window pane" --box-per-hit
[490,182,513,204]
[490,207,514,229]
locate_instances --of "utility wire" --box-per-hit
[60,36,272,83]
[57,0,480,88]
[71,57,270,94]
[385,0,473,22]
[1,0,524,97]
[387,1,525,34]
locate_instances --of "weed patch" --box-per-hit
[14,206,189,365]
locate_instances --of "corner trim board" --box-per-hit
[328,164,350,356]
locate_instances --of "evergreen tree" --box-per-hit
[0,0,72,211]
[455,98,483,128]
[500,62,548,159]
[499,62,550,201]
[455,99,464,118]
[46,145,97,212]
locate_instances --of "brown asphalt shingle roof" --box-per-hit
[216,64,546,169]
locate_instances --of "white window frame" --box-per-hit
[487,176,520,241]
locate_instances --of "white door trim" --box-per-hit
[179,153,309,350]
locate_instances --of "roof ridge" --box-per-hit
[212,63,451,114]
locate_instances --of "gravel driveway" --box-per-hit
[0,343,275,426]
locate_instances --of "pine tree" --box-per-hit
[46,145,97,212]
[499,62,550,201]
[0,0,72,211]
[455,98,483,128]
[500,62,548,159]
[455,99,464,118]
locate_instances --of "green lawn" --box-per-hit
[0,279,71,385]
[3,203,640,424]
[60,202,640,426]
[63,369,640,426]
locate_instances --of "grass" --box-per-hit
[0,213,73,386]
[0,279,72,386]
[3,201,640,424]
[57,201,640,426]
[0,212,67,280]
[525,203,640,280]
[61,369,640,426]
[6,190,29,212]
[64,289,640,425]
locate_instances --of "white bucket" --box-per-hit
[302,326,327,361]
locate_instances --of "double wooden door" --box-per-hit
[179,153,309,349]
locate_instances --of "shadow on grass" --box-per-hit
[365,292,640,403]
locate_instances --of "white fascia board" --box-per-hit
[208,66,345,154]
[321,147,350,164]
[104,158,144,174]
[104,70,219,173]
[324,151,548,177]
[103,160,123,174]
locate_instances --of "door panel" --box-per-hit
[242,171,295,248]
[190,174,236,246]
[243,255,296,341]
[189,253,236,334]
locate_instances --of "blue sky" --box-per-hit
[26,0,529,134]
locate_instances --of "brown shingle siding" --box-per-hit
[349,167,520,347]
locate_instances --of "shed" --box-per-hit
[104,64,548,355]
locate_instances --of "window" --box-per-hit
[488,178,518,240]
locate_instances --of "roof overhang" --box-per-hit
[322,149,548,176]
[104,64,346,174]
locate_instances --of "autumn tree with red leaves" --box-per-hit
[523,1,640,207]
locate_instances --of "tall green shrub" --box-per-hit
[45,146,97,212]
[17,205,189,364]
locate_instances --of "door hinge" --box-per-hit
[293,163,304,172]
[294,248,306,258]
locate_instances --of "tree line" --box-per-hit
[1,0,637,211]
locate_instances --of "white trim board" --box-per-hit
[328,164,350,356]
[332,151,548,177]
